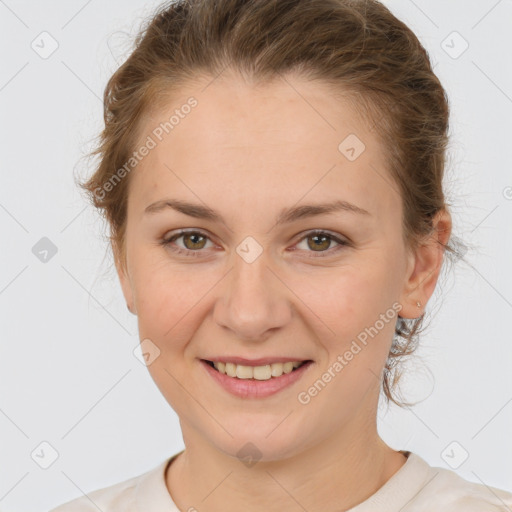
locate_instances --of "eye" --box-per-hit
[292,229,349,257]
[160,229,214,258]
[160,229,349,258]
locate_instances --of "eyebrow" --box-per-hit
[144,198,371,226]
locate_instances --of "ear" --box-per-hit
[113,241,137,315]
[399,208,452,319]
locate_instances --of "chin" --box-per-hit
[207,421,310,464]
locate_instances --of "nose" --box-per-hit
[212,251,292,342]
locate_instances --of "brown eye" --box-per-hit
[306,233,332,251]
[181,232,207,250]
[294,230,349,257]
[160,229,213,258]
[161,228,348,259]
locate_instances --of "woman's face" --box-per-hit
[117,72,439,460]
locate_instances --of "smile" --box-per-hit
[200,359,314,399]
[204,359,309,380]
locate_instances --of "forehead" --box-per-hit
[129,73,398,220]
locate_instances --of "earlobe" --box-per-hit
[398,209,452,319]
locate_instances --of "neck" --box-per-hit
[166,418,407,511]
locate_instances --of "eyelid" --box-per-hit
[160,228,349,258]
[161,228,217,255]
[292,228,349,244]
[290,229,349,255]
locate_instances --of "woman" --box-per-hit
[50,0,512,510]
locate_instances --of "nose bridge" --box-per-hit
[214,245,290,340]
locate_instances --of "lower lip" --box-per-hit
[200,359,314,399]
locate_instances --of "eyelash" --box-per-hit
[159,229,349,259]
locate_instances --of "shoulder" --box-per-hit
[409,454,512,511]
[48,472,141,512]
[48,457,171,512]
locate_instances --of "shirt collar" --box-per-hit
[133,449,433,512]
[347,450,435,511]
[134,450,184,512]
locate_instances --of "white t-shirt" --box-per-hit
[49,450,512,511]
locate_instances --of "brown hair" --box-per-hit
[79,0,462,408]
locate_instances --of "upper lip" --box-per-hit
[201,356,312,366]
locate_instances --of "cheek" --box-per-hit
[130,236,403,348]
[292,261,397,326]
[288,260,401,365]
[136,276,197,341]
[131,254,219,357]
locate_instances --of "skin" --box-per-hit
[115,70,452,512]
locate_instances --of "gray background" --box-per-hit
[0,0,511,510]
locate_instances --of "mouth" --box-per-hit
[200,358,314,398]
[201,359,312,380]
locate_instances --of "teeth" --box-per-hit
[212,360,304,380]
